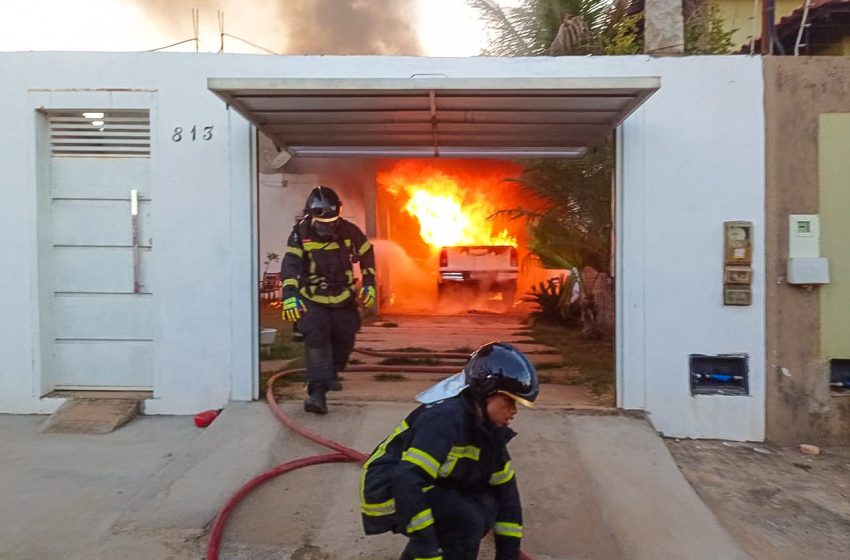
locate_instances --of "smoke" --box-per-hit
[131,0,421,55]
[371,240,437,314]
[285,0,421,54]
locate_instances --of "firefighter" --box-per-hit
[280,186,377,415]
[360,341,538,560]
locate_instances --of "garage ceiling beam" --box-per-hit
[252,110,621,125]
[263,123,609,135]
[208,76,659,159]
[286,146,589,158]
[238,95,637,112]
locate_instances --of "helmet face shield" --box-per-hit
[310,215,340,239]
[307,204,340,219]
[304,186,342,239]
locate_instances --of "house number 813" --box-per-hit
[172,125,214,142]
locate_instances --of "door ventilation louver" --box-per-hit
[49,110,150,157]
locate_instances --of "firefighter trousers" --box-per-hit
[299,299,360,389]
[401,486,497,560]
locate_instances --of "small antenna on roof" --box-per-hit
[192,8,199,53]
[218,10,225,53]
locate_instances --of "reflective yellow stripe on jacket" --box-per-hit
[360,420,408,517]
[303,241,341,251]
[300,287,353,305]
[494,521,523,538]
[406,508,435,533]
[489,461,515,486]
[438,445,481,478]
[402,447,441,479]
[358,240,373,256]
[361,497,395,517]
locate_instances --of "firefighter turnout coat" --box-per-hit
[360,393,523,559]
[280,218,376,306]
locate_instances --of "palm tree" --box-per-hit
[467,0,641,56]
[495,146,613,337]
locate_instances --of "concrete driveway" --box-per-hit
[0,401,751,560]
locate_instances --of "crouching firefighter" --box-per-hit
[360,341,538,560]
[279,186,377,414]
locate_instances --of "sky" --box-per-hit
[0,0,523,56]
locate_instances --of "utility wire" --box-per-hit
[221,33,279,55]
[148,9,278,55]
[147,38,200,52]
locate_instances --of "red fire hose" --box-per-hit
[206,359,534,560]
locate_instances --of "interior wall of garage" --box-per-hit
[0,53,765,440]
[258,157,374,282]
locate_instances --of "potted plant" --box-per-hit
[262,252,280,279]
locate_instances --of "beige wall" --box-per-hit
[765,58,850,444]
[819,114,850,360]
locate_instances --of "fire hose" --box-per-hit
[206,349,534,560]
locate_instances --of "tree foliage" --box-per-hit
[523,274,581,326]
[467,0,639,55]
[497,144,613,274]
[468,0,735,56]
[683,1,736,54]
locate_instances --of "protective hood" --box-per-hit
[415,371,468,404]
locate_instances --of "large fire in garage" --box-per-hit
[375,159,539,314]
[380,161,519,249]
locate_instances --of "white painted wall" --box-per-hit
[0,53,764,440]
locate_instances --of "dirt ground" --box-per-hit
[666,439,850,560]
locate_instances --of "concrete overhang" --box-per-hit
[208,76,659,159]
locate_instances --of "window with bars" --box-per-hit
[48,110,150,157]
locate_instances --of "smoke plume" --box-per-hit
[132,0,421,55]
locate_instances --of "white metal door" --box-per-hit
[46,110,153,389]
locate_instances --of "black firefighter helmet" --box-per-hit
[304,186,342,238]
[464,342,539,407]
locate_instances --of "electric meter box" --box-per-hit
[787,256,830,285]
[723,221,754,306]
[789,214,820,258]
[787,214,830,285]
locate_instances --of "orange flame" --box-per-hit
[379,166,517,249]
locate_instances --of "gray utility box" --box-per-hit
[787,256,830,285]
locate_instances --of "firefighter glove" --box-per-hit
[359,285,376,308]
[282,296,306,322]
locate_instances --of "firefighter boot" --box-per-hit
[328,370,343,392]
[304,382,328,414]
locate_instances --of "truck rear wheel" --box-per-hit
[501,285,516,312]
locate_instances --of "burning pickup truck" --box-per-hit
[437,245,518,310]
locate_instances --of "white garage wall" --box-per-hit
[0,53,764,439]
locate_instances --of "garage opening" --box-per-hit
[209,77,657,406]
